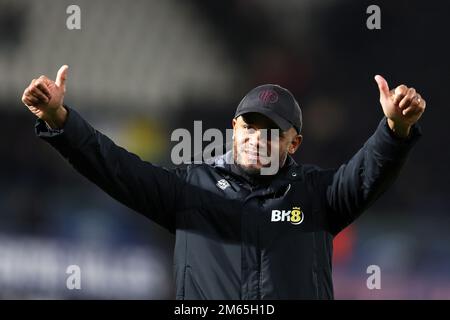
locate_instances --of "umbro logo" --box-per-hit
[216,179,230,190]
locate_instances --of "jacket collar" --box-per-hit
[212,150,301,191]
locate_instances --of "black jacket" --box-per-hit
[35,107,422,299]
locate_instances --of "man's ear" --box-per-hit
[232,118,237,139]
[288,134,303,154]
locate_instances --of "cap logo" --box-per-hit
[258,90,278,104]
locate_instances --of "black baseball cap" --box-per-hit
[234,84,303,133]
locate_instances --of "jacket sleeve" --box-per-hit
[35,106,187,233]
[320,117,422,235]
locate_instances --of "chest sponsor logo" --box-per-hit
[271,207,304,225]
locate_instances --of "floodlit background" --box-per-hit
[0,0,449,299]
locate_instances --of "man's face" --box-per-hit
[232,113,302,175]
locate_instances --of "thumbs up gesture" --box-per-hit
[22,65,69,129]
[374,75,426,138]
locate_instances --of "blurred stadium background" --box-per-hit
[0,0,449,299]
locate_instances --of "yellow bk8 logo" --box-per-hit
[271,207,304,225]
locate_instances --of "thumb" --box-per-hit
[374,74,390,100]
[55,65,69,89]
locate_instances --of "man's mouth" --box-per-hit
[243,149,271,164]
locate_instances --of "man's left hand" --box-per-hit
[375,74,426,138]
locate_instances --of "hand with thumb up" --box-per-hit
[22,65,69,129]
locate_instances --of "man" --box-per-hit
[22,65,426,299]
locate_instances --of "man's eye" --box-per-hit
[242,124,249,129]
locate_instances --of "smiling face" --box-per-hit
[232,112,303,175]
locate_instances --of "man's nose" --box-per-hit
[247,128,259,141]
[247,129,269,146]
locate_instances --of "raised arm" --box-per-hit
[321,75,426,235]
[22,65,187,232]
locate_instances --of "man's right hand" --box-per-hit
[22,65,69,129]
